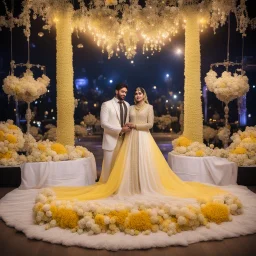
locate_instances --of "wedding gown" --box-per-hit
[53,104,227,201]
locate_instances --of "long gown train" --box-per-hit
[53,104,227,201]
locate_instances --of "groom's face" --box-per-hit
[116,87,128,101]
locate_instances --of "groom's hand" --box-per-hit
[121,126,131,133]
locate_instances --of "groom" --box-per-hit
[100,83,131,182]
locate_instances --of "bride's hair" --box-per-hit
[134,87,149,104]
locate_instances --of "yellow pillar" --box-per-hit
[56,11,75,146]
[183,10,203,143]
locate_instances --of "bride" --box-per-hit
[53,87,227,201]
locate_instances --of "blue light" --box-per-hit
[109,79,113,84]
[75,77,88,90]
[166,74,170,78]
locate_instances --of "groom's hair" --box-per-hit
[115,83,128,91]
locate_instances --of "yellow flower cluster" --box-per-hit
[51,143,67,154]
[196,150,204,157]
[0,151,13,159]
[201,202,230,224]
[50,206,79,229]
[37,143,47,151]
[34,189,243,237]
[231,147,247,155]
[109,210,129,228]
[125,211,152,232]
[175,136,192,147]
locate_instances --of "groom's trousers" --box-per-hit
[100,136,124,183]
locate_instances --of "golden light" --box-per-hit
[53,17,59,23]
[38,32,44,37]
[77,44,84,48]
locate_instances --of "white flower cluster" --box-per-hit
[173,126,256,166]
[173,141,212,157]
[154,115,178,130]
[217,127,231,145]
[205,70,249,104]
[83,113,97,126]
[203,126,217,142]
[3,69,50,103]
[33,188,242,236]
[75,125,87,138]
[0,120,25,152]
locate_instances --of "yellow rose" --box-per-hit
[176,136,192,147]
[231,147,247,154]
[38,143,47,151]
[51,143,67,154]
[196,150,204,157]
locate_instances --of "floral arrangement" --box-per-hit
[44,126,57,141]
[154,115,178,131]
[3,69,50,103]
[75,125,87,138]
[33,188,242,236]
[172,126,256,166]
[204,70,249,104]
[83,113,97,126]
[217,127,231,146]
[30,126,43,141]
[105,0,118,6]
[0,120,25,153]
[0,120,93,166]
[26,141,92,162]
[203,126,217,144]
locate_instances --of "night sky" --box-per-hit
[0,0,256,128]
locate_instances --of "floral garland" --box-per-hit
[33,188,242,236]
[3,69,50,103]
[204,70,249,104]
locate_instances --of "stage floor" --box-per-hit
[0,186,255,256]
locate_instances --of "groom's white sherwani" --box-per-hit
[100,97,130,182]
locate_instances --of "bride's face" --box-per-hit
[135,90,144,103]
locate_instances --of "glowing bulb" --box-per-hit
[131,60,134,64]
[38,32,44,37]
[175,48,182,55]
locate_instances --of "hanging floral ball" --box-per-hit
[204,70,249,104]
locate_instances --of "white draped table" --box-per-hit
[19,156,97,189]
[168,152,238,185]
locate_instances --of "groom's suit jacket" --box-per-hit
[100,98,130,151]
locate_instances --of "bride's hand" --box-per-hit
[125,123,136,129]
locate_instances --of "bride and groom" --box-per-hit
[53,84,226,201]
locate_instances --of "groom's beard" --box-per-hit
[116,94,126,101]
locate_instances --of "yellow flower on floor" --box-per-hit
[176,136,192,147]
[95,214,106,228]
[38,143,47,151]
[196,150,204,157]
[125,211,152,231]
[201,202,230,224]
[51,143,67,154]
[109,210,129,227]
[51,207,78,229]
[231,147,247,154]
[0,151,13,159]
[6,134,17,144]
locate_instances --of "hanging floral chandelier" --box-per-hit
[0,0,254,59]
